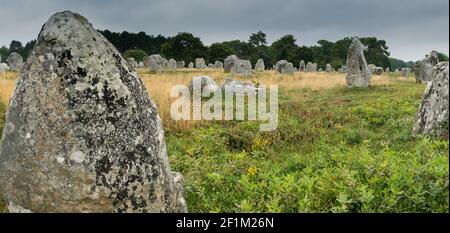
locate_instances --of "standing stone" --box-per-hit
[326,64,332,73]
[214,61,223,69]
[176,61,185,69]
[275,60,294,74]
[195,58,206,69]
[6,52,24,72]
[138,61,144,68]
[208,63,214,68]
[345,37,372,88]
[146,54,165,72]
[385,67,390,73]
[368,64,384,75]
[318,68,323,72]
[414,51,439,83]
[0,63,10,73]
[168,59,177,70]
[231,59,252,76]
[188,62,194,68]
[299,60,305,72]
[189,76,220,93]
[162,58,169,69]
[224,55,239,73]
[0,11,186,213]
[255,59,265,72]
[394,69,400,73]
[401,68,409,77]
[412,62,449,138]
[305,62,316,72]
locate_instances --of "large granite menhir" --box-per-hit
[413,62,449,138]
[345,37,372,88]
[0,11,186,213]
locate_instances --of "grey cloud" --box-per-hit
[0,0,448,61]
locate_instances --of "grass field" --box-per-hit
[0,69,448,213]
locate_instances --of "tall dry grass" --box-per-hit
[1,69,398,131]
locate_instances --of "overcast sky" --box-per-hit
[0,0,448,61]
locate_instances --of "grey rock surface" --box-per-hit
[326,64,332,73]
[146,54,165,73]
[299,60,305,72]
[231,59,252,76]
[275,60,295,74]
[0,11,186,213]
[195,58,206,69]
[224,55,239,73]
[345,38,372,87]
[255,59,265,72]
[413,62,449,138]
[214,61,223,69]
[168,58,177,70]
[414,51,439,83]
[176,61,185,69]
[7,52,24,72]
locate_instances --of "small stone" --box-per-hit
[224,55,239,73]
[7,52,24,71]
[255,59,265,72]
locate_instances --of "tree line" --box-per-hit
[1,30,448,71]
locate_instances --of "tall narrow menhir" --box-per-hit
[0,11,187,213]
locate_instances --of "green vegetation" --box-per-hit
[165,78,449,213]
[123,49,148,62]
[0,76,447,213]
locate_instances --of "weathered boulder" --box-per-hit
[224,55,239,73]
[305,62,316,72]
[299,60,305,72]
[168,58,177,70]
[208,63,214,69]
[412,62,449,138]
[275,60,294,74]
[162,58,169,69]
[146,54,165,72]
[214,61,223,69]
[368,64,384,75]
[255,59,265,72]
[188,62,194,68]
[385,67,390,73]
[325,64,332,73]
[6,52,24,72]
[0,11,186,213]
[0,63,10,73]
[401,68,409,77]
[189,76,220,93]
[222,78,262,96]
[195,58,206,69]
[414,51,439,83]
[138,61,144,68]
[176,61,185,69]
[318,68,323,72]
[231,59,252,76]
[345,38,372,88]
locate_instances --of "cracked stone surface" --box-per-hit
[413,62,449,138]
[345,37,372,88]
[0,11,186,213]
